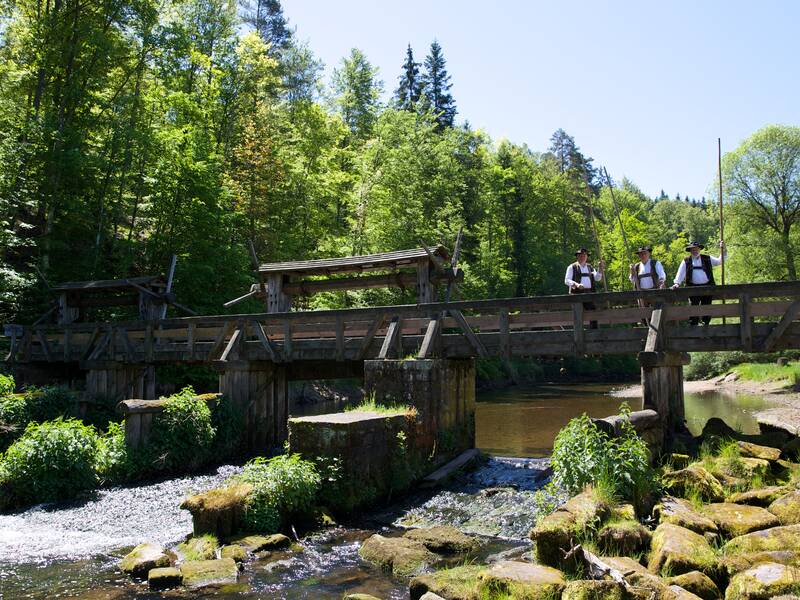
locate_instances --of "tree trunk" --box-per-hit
[782,227,797,280]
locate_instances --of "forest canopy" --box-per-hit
[0,0,796,324]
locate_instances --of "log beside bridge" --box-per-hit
[5,280,800,451]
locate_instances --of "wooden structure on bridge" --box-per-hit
[225,246,461,312]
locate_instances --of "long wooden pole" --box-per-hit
[719,138,726,324]
[586,191,608,292]
[603,167,637,291]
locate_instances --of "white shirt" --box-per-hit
[629,259,666,290]
[565,262,603,290]
[673,253,725,286]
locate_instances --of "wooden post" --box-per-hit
[416,258,435,303]
[266,274,292,313]
[638,351,691,433]
[57,293,80,325]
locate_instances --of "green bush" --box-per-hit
[96,421,128,482]
[686,350,800,380]
[551,405,658,512]
[1,418,100,504]
[209,395,242,459]
[233,454,321,533]
[26,386,75,422]
[0,374,14,396]
[144,387,215,473]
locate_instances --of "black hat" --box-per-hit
[574,248,590,256]
[685,241,705,251]
[636,246,652,254]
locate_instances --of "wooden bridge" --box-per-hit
[5,252,800,454]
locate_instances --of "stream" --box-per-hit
[0,383,784,599]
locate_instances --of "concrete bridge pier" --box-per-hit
[363,359,476,458]
[638,351,691,433]
[218,361,288,454]
[86,363,156,401]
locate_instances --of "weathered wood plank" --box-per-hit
[219,328,242,362]
[81,327,101,361]
[417,314,442,359]
[335,315,345,362]
[740,294,753,352]
[572,304,585,355]
[357,313,385,360]
[251,320,279,362]
[450,309,488,358]
[186,323,196,360]
[119,328,136,361]
[762,299,800,351]
[379,316,402,359]
[645,304,666,353]
[208,321,235,362]
[283,319,293,361]
[35,328,53,362]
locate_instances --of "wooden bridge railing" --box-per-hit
[5,281,800,365]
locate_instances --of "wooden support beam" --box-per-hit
[763,299,800,351]
[335,315,345,361]
[645,304,666,352]
[22,328,32,362]
[499,310,511,360]
[283,319,293,360]
[35,328,52,362]
[89,329,112,361]
[251,320,279,362]
[357,313,385,360]
[81,327,101,361]
[450,309,488,357]
[144,324,154,362]
[208,322,235,361]
[739,294,752,352]
[223,289,260,308]
[119,327,136,361]
[63,328,71,361]
[186,323,196,359]
[219,328,242,362]
[418,314,442,358]
[572,304,585,355]
[379,316,402,359]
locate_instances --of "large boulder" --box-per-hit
[561,579,626,600]
[597,520,652,555]
[654,497,719,535]
[701,503,780,539]
[404,526,478,554]
[561,490,612,531]
[662,466,725,502]
[720,551,800,578]
[359,534,437,577]
[179,558,238,589]
[725,562,800,600]
[648,523,717,577]
[119,543,171,579]
[180,483,252,539]
[736,441,781,462]
[727,486,791,508]
[220,544,246,563]
[176,535,218,561]
[409,565,483,600]
[529,509,576,567]
[769,490,800,525]
[601,555,649,578]
[147,567,182,590]
[723,524,800,555]
[476,561,564,599]
[667,571,721,600]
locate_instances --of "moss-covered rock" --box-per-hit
[671,454,692,470]
[562,490,612,531]
[769,490,800,525]
[561,580,626,600]
[725,562,800,600]
[668,585,705,599]
[409,564,484,600]
[179,558,238,589]
[176,534,218,561]
[598,520,652,555]
[667,571,721,600]
[701,503,780,539]
[477,561,564,600]
[648,523,717,577]
[529,509,576,567]
[654,497,719,535]
[147,567,183,590]
[736,441,782,463]
[610,503,637,521]
[723,524,800,554]
[359,534,436,577]
[180,483,252,539]
[119,543,170,579]
[220,544,246,563]
[404,526,478,554]
[720,551,800,577]
[662,466,725,502]
[227,533,290,552]
[727,486,791,508]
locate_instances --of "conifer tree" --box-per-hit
[420,40,456,128]
[394,44,421,110]
[240,0,292,54]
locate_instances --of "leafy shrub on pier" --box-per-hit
[551,404,658,512]
[1,418,100,504]
[144,387,215,473]
[233,454,321,533]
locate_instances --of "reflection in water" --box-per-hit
[683,389,772,436]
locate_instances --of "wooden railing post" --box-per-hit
[572,303,585,354]
[739,294,752,352]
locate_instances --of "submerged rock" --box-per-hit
[404,526,478,554]
[561,579,626,599]
[769,490,800,525]
[359,534,436,577]
[477,561,564,599]
[725,562,800,600]
[343,594,382,600]
[654,497,719,535]
[666,571,721,600]
[662,466,725,502]
[119,542,171,579]
[409,564,483,600]
[723,524,800,554]
[179,557,238,589]
[147,566,182,590]
[227,533,290,553]
[727,486,790,508]
[597,520,652,556]
[701,503,780,538]
[179,483,252,539]
[219,544,246,563]
[648,523,717,577]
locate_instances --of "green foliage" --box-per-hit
[233,454,321,533]
[345,395,416,417]
[95,421,128,482]
[209,395,242,458]
[686,350,800,380]
[25,386,75,422]
[0,374,14,396]
[144,387,215,474]
[551,405,659,512]
[1,418,99,504]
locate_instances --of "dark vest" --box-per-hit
[569,262,595,293]
[636,260,659,285]
[684,254,715,286]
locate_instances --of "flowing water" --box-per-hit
[0,382,785,599]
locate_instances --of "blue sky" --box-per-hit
[282,0,799,200]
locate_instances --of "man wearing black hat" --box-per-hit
[629,246,666,291]
[672,240,726,325]
[565,248,605,329]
